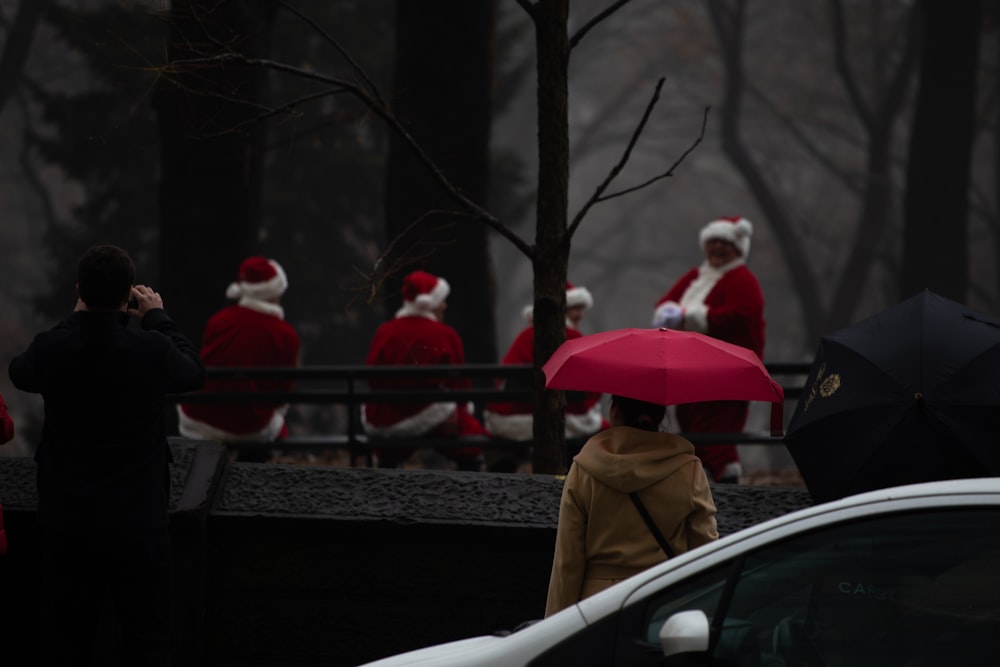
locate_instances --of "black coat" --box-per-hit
[8,308,205,536]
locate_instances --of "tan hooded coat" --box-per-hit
[544,426,719,617]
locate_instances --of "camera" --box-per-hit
[128,295,139,309]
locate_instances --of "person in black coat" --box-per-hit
[8,245,205,666]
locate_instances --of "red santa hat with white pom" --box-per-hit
[699,216,753,260]
[226,257,289,302]
[396,270,450,319]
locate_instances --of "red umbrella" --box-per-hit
[542,327,784,434]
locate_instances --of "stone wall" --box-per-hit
[0,439,813,666]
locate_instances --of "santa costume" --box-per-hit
[652,216,765,483]
[178,257,301,451]
[485,283,605,442]
[363,270,487,469]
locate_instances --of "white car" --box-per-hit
[359,478,1000,666]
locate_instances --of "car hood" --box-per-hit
[357,610,588,666]
[361,636,505,666]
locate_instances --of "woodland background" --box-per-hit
[0,1,996,470]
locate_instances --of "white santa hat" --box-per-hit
[226,256,289,301]
[522,281,594,323]
[396,270,450,318]
[699,216,753,259]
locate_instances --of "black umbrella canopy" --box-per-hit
[786,290,1000,503]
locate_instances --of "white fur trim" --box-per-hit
[416,277,450,309]
[676,259,744,333]
[395,277,449,318]
[238,297,285,319]
[177,406,286,442]
[719,461,743,481]
[699,217,752,259]
[395,302,439,320]
[361,401,456,437]
[566,285,593,309]
[484,404,603,440]
[226,260,289,302]
[565,403,604,437]
[680,262,726,308]
[483,411,534,441]
[683,304,709,333]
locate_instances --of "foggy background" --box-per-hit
[1,0,996,474]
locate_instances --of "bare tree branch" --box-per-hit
[568,80,706,238]
[567,77,665,236]
[369,209,495,300]
[569,0,633,50]
[594,107,708,202]
[746,82,863,197]
[268,0,386,107]
[515,0,538,19]
[214,88,351,134]
[162,52,535,260]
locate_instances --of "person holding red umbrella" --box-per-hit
[651,216,766,483]
[544,394,718,616]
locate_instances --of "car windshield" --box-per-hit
[641,508,1000,666]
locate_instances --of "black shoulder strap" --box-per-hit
[629,491,676,559]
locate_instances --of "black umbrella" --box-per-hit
[785,290,1000,503]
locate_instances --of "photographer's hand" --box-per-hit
[128,285,164,318]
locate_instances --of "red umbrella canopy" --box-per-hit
[542,328,784,431]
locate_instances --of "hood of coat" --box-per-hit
[573,426,699,494]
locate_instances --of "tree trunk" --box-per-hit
[901,0,982,301]
[383,0,498,362]
[0,0,43,115]
[709,0,921,343]
[153,0,275,343]
[530,0,571,475]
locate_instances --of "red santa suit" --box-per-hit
[483,283,607,472]
[652,217,765,483]
[179,257,300,447]
[363,271,487,469]
[0,392,13,445]
[484,283,604,442]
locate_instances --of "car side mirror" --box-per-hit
[659,609,711,661]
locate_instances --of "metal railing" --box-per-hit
[167,362,812,462]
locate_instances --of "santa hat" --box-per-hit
[522,282,594,322]
[566,282,594,310]
[226,257,288,301]
[699,216,753,259]
[396,270,450,318]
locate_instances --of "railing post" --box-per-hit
[346,369,369,467]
